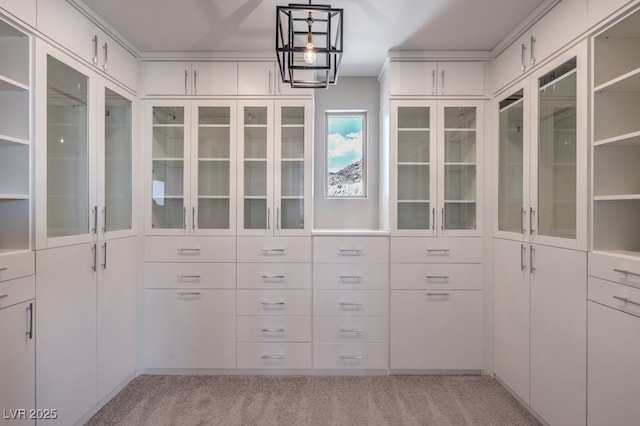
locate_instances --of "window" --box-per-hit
[326,111,367,198]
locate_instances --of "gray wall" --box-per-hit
[313,77,381,230]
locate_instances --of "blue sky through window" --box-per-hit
[326,113,365,198]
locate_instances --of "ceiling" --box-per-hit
[81,0,546,76]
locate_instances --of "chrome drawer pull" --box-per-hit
[426,275,450,280]
[339,249,363,255]
[261,301,285,305]
[613,296,640,308]
[262,354,285,359]
[179,274,201,279]
[340,355,364,360]
[177,291,201,296]
[261,275,285,280]
[178,248,201,253]
[339,328,364,333]
[261,328,285,332]
[0,294,8,299]
[0,267,7,272]
[261,248,286,255]
[614,269,640,278]
[339,302,363,306]
[339,275,363,280]
[426,249,450,253]
[427,292,450,297]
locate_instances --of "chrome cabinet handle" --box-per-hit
[441,208,444,231]
[339,249,363,256]
[426,275,450,280]
[91,243,97,272]
[521,244,526,271]
[184,69,188,95]
[432,207,435,230]
[530,246,536,273]
[193,69,198,95]
[261,248,285,255]
[179,274,201,279]
[431,69,436,95]
[529,207,535,235]
[268,69,273,94]
[183,206,187,230]
[178,248,201,253]
[26,303,33,340]
[262,354,285,359]
[339,328,364,333]
[92,35,98,65]
[267,207,271,230]
[276,207,280,231]
[103,42,108,72]
[0,294,8,299]
[340,355,364,360]
[441,69,445,95]
[521,43,527,72]
[426,249,450,254]
[192,207,196,230]
[261,328,285,332]
[613,296,640,307]
[530,36,536,66]
[261,275,285,279]
[102,242,107,269]
[177,291,201,296]
[339,302,363,306]
[0,267,7,272]
[92,205,98,234]
[427,292,450,296]
[521,208,526,234]
[339,275,363,280]
[102,206,107,233]
[261,301,285,305]
[614,269,640,278]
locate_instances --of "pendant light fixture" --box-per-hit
[276,0,343,88]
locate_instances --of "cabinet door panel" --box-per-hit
[143,62,191,96]
[314,343,388,370]
[492,33,529,93]
[438,62,484,96]
[588,0,633,26]
[389,62,437,96]
[192,62,237,96]
[237,62,274,95]
[237,342,310,369]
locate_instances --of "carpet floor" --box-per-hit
[86,375,540,426]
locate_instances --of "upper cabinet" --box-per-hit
[0,0,35,27]
[237,99,313,235]
[495,41,588,250]
[36,0,138,92]
[588,0,635,27]
[592,6,640,257]
[386,61,485,97]
[492,0,587,94]
[143,61,238,96]
[0,16,31,258]
[237,61,314,97]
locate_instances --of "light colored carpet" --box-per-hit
[86,375,540,426]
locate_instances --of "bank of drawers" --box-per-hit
[0,251,35,283]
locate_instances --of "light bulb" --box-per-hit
[304,45,316,64]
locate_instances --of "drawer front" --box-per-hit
[390,263,483,290]
[237,342,311,369]
[313,263,388,290]
[237,237,311,263]
[144,262,235,289]
[237,316,311,342]
[313,343,388,370]
[589,252,640,288]
[0,275,35,309]
[588,276,640,318]
[0,251,35,283]
[313,316,388,343]
[237,263,311,289]
[314,290,387,316]
[144,236,236,262]
[313,236,389,264]
[391,237,483,264]
[237,290,311,316]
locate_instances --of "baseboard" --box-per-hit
[74,371,137,426]
[493,373,548,426]
[390,369,482,376]
[142,368,314,376]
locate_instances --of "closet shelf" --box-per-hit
[594,194,640,201]
[0,74,28,92]
[594,67,640,93]
[594,130,640,147]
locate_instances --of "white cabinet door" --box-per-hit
[390,289,482,370]
[144,289,236,369]
[588,301,640,426]
[97,236,137,401]
[389,62,437,96]
[492,33,530,94]
[0,0,36,27]
[144,61,192,96]
[530,245,586,426]
[437,62,484,96]
[36,243,97,426]
[0,300,35,426]
[98,29,138,92]
[588,0,633,26]
[192,62,238,96]
[237,62,275,95]
[492,238,530,403]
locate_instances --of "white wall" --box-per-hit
[313,77,381,230]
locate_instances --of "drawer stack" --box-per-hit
[313,236,389,371]
[390,237,483,371]
[236,236,312,370]
[143,236,236,369]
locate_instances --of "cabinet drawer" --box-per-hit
[237,237,311,263]
[0,250,34,282]
[237,289,310,316]
[313,316,388,343]
[237,263,311,289]
[391,237,482,263]
[144,236,236,262]
[144,262,235,289]
[313,236,389,263]
[589,251,640,288]
[314,290,387,316]
[237,316,310,342]
[237,342,311,369]
[0,275,34,309]
[313,343,388,370]
[588,276,640,318]
[390,289,483,370]
[313,263,388,290]
[390,263,482,290]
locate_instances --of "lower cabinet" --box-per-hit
[0,277,35,426]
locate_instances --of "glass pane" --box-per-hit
[445,165,476,201]
[244,106,269,230]
[398,130,430,163]
[444,106,476,129]
[398,164,430,200]
[152,106,185,229]
[198,106,229,125]
[281,199,305,230]
[498,90,524,233]
[281,127,304,159]
[47,55,89,238]
[244,199,267,229]
[326,113,365,198]
[398,107,430,129]
[281,160,304,197]
[198,198,229,229]
[538,59,577,239]
[198,161,229,196]
[398,202,430,230]
[104,88,132,233]
[444,203,476,230]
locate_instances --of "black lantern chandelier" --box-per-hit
[276,0,343,88]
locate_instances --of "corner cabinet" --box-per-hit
[237,99,312,235]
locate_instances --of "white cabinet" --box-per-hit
[588,0,634,27]
[492,0,587,93]
[0,276,35,426]
[36,0,138,91]
[389,100,483,236]
[146,100,237,235]
[592,8,640,257]
[387,61,484,97]
[237,61,313,96]
[0,0,35,27]
[143,61,238,96]
[237,99,312,235]
[495,42,588,251]
[0,17,31,258]
[492,238,586,425]
[313,236,389,371]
